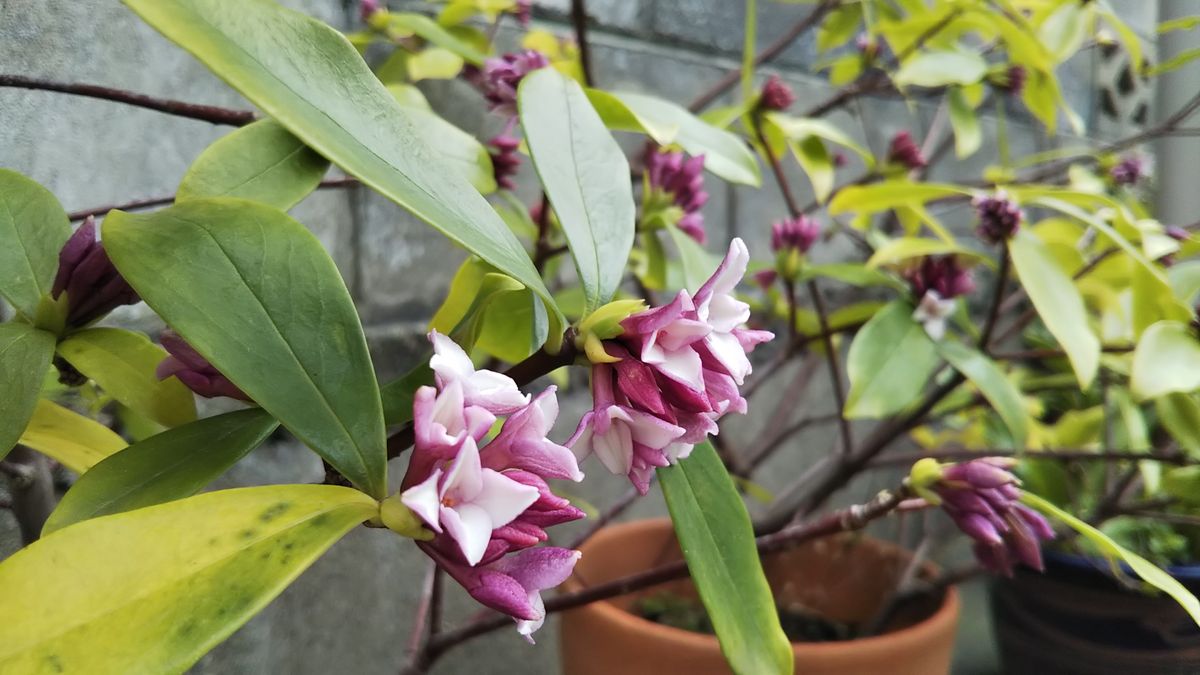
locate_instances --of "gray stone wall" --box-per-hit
[0,1,1158,673]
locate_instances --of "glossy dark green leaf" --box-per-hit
[658,440,793,675]
[43,409,279,534]
[123,0,562,340]
[177,119,330,210]
[0,170,71,319]
[57,327,197,428]
[0,323,56,460]
[845,300,940,418]
[104,199,388,498]
[520,69,635,315]
[936,341,1028,446]
[385,86,496,194]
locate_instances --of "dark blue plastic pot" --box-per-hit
[990,549,1200,674]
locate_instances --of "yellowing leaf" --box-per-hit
[18,400,127,473]
[1131,321,1200,401]
[0,485,376,674]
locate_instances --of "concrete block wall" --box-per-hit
[0,1,1156,673]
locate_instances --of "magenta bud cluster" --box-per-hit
[479,50,550,116]
[886,131,926,171]
[770,215,821,255]
[52,216,140,329]
[759,75,796,112]
[645,148,709,244]
[973,192,1024,244]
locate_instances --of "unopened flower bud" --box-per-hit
[51,216,140,329]
[1167,225,1190,242]
[156,329,250,401]
[771,215,820,255]
[973,192,1023,244]
[489,134,522,191]
[759,75,796,112]
[886,131,926,171]
[481,50,550,115]
[1110,154,1148,186]
[989,64,1026,96]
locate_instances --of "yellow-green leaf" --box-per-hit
[845,300,940,418]
[18,400,127,473]
[0,170,71,319]
[0,323,56,460]
[1131,321,1200,401]
[936,341,1028,446]
[866,237,986,268]
[829,181,968,215]
[0,485,376,674]
[57,328,197,429]
[1023,492,1200,627]
[1009,229,1100,388]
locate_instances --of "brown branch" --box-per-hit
[421,488,907,660]
[0,74,255,126]
[870,447,1194,468]
[66,176,360,222]
[687,0,837,112]
[979,246,1010,351]
[569,0,595,87]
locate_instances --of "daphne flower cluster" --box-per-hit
[644,148,709,243]
[400,332,584,640]
[1110,153,1149,187]
[570,239,773,493]
[913,458,1055,576]
[907,256,974,340]
[478,50,549,116]
[771,215,820,255]
[52,216,140,329]
[974,191,1023,244]
[759,75,796,112]
[886,131,926,171]
[489,133,522,191]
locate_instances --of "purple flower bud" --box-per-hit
[515,0,532,27]
[52,216,140,329]
[156,329,250,401]
[770,215,821,255]
[488,134,522,191]
[645,148,709,243]
[480,50,550,115]
[1111,154,1148,186]
[905,256,975,300]
[832,151,849,168]
[886,131,926,171]
[932,458,1054,576]
[359,0,381,22]
[992,64,1026,96]
[973,192,1023,244]
[1167,225,1190,242]
[753,268,778,290]
[759,75,796,112]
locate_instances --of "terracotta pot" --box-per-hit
[560,518,959,675]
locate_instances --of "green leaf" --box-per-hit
[380,365,435,427]
[44,409,279,534]
[0,323,56,460]
[1131,321,1200,401]
[0,484,376,673]
[947,87,982,158]
[19,400,128,473]
[611,91,761,186]
[845,300,940,419]
[584,88,679,142]
[103,199,388,498]
[123,0,562,336]
[1008,230,1100,388]
[1155,393,1200,454]
[791,135,834,203]
[57,327,197,429]
[765,113,872,163]
[936,341,1028,446]
[520,69,635,314]
[1023,492,1200,627]
[0,169,71,319]
[894,50,987,88]
[177,119,330,210]
[865,237,987,268]
[1167,261,1200,304]
[797,263,904,290]
[387,12,488,64]
[386,86,496,194]
[405,47,466,81]
[1038,1,1092,63]
[658,441,793,675]
[665,224,719,292]
[1159,15,1200,33]
[828,181,968,215]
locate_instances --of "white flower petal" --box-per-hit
[441,503,493,566]
[593,420,634,475]
[399,468,445,533]
[429,330,477,386]
[474,469,540,529]
[442,436,484,502]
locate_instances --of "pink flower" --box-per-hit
[430,330,529,414]
[423,543,580,642]
[569,363,686,494]
[482,388,585,482]
[480,50,549,115]
[156,329,249,401]
[759,74,796,112]
[645,148,709,243]
[692,239,775,386]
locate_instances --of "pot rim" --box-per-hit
[1044,547,1200,580]
[562,518,961,653]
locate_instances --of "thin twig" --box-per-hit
[66,177,360,222]
[569,0,594,87]
[687,0,838,112]
[979,246,1010,351]
[0,74,256,126]
[870,447,1194,468]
